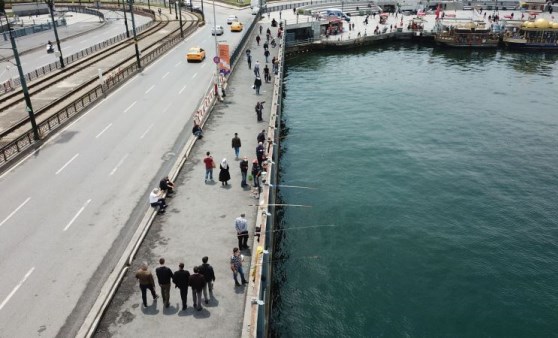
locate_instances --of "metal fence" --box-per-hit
[1,19,67,40]
[0,24,194,168]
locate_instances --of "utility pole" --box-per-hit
[212,0,220,98]
[178,0,184,37]
[200,0,205,21]
[45,0,65,68]
[174,1,178,20]
[128,0,141,69]
[2,13,40,140]
[120,0,130,38]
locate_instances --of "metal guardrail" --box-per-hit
[0,23,195,168]
[0,6,154,95]
[1,19,67,41]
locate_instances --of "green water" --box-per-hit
[271,44,558,337]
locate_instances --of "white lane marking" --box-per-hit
[178,85,186,94]
[95,123,113,138]
[109,153,129,176]
[192,73,197,79]
[0,72,139,180]
[145,85,155,94]
[174,61,181,67]
[0,267,35,311]
[202,39,207,43]
[63,199,92,232]
[162,72,170,79]
[124,101,137,113]
[201,63,207,68]
[140,124,154,139]
[0,197,31,228]
[55,153,79,175]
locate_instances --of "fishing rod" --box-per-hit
[272,224,336,232]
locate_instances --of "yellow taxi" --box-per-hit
[231,21,243,32]
[186,47,206,62]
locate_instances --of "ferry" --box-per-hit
[434,20,500,48]
[503,18,558,50]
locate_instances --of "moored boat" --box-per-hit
[503,18,558,50]
[434,20,500,48]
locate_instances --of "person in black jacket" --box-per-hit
[159,176,175,196]
[172,263,190,311]
[252,159,262,189]
[256,142,265,166]
[188,266,206,311]
[257,129,266,143]
[254,76,262,95]
[192,123,204,139]
[155,258,174,308]
[198,256,216,303]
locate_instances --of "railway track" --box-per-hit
[0,11,198,141]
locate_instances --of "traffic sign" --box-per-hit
[213,56,220,64]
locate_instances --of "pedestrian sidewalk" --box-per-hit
[94,15,281,338]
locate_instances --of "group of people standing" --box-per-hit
[136,257,215,311]
[202,128,270,191]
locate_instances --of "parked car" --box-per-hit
[226,15,238,24]
[231,21,243,32]
[186,47,206,62]
[212,25,224,35]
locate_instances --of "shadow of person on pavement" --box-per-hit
[162,304,179,315]
[192,307,211,319]
[141,300,160,315]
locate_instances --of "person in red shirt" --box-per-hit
[203,151,215,182]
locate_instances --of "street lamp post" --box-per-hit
[120,0,130,38]
[178,0,184,37]
[128,0,142,69]
[174,1,178,20]
[45,0,65,68]
[2,13,40,140]
[200,0,205,21]
[212,0,221,97]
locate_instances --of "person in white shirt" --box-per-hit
[149,188,167,213]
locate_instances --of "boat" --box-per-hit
[503,18,558,50]
[434,20,500,48]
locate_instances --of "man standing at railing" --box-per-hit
[235,213,249,250]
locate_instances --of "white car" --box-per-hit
[212,25,224,35]
[226,15,238,24]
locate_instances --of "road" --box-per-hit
[0,10,152,84]
[0,5,254,338]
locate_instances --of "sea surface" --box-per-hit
[271,44,558,337]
